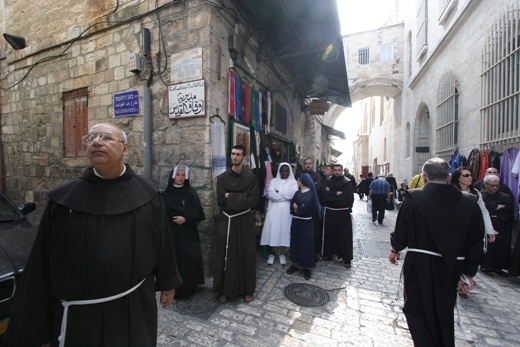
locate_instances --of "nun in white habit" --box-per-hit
[260,162,298,266]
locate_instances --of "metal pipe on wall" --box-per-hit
[144,86,152,178]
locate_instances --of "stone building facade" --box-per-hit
[345,0,520,191]
[0,0,348,273]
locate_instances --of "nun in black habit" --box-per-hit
[162,165,206,298]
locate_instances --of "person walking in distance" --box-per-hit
[389,158,484,347]
[2,122,182,347]
[368,173,391,225]
[214,145,259,303]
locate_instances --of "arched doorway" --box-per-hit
[414,105,431,174]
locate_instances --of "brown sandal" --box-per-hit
[244,294,254,303]
[218,294,227,303]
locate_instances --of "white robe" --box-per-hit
[260,164,298,247]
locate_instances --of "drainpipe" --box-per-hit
[142,28,152,178]
[143,86,152,178]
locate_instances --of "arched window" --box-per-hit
[435,71,459,155]
[481,3,520,145]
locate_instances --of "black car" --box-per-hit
[0,193,38,336]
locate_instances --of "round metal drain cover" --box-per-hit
[284,283,330,307]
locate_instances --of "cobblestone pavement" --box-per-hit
[157,199,520,347]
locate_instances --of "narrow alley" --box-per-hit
[157,200,520,347]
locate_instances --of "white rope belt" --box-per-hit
[292,215,312,220]
[222,209,251,270]
[407,248,465,260]
[58,278,146,347]
[323,206,350,211]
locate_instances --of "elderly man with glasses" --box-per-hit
[3,122,182,347]
[480,174,515,277]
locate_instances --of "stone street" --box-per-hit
[157,199,520,347]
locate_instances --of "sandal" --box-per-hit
[218,294,227,303]
[244,294,254,303]
[343,262,352,268]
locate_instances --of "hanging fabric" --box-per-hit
[466,148,480,178]
[477,150,490,180]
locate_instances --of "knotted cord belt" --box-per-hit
[403,248,469,332]
[292,215,312,220]
[407,248,465,260]
[222,209,250,270]
[58,278,146,347]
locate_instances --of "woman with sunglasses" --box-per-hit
[450,167,497,297]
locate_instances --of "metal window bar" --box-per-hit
[481,3,520,146]
[436,72,458,153]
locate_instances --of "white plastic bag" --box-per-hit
[367,199,372,213]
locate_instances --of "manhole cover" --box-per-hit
[167,286,221,320]
[284,283,330,306]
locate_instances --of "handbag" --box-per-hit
[366,199,372,213]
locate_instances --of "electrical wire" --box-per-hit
[1,0,173,91]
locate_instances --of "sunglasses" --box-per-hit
[461,173,472,178]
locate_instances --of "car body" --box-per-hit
[0,193,38,336]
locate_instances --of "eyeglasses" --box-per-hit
[82,133,125,145]
[485,183,500,188]
[461,173,472,178]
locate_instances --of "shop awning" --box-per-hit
[232,0,351,107]
[321,124,345,139]
[331,147,343,157]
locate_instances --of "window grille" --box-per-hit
[481,3,520,146]
[358,47,370,65]
[63,88,89,157]
[436,72,459,155]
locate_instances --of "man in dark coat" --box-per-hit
[214,145,259,303]
[368,174,391,225]
[480,174,515,276]
[321,164,355,267]
[2,123,182,347]
[389,158,484,347]
[343,168,357,192]
[473,167,514,199]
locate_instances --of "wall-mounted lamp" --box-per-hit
[3,33,26,50]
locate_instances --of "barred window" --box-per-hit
[380,43,394,62]
[481,3,520,146]
[63,88,89,157]
[435,71,459,155]
[358,47,370,65]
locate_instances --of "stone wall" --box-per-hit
[0,0,304,276]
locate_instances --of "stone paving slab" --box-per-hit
[158,199,520,346]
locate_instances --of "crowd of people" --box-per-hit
[3,123,519,347]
